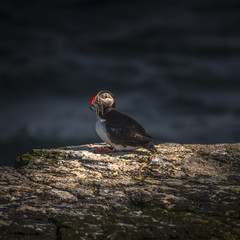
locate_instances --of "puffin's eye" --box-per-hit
[100,93,108,99]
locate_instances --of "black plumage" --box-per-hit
[104,109,157,153]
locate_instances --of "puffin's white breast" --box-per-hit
[95,118,112,145]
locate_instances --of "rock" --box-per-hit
[0,142,240,240]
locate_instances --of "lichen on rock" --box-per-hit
[0,142,240,239]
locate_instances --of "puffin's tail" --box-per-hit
[146,142,157,153]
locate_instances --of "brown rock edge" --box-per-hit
[0,142,240,240]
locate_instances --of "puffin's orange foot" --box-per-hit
[94,149,115,154]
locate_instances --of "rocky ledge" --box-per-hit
[0,143,240,240]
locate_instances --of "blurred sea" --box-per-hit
[1,0,240,165]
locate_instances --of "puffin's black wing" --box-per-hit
[105,110,154,149]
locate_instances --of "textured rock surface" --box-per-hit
[0,143,240,240]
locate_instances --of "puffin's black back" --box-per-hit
[105,110,156,151]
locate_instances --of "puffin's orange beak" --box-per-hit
[90,94,98,105]
[89,94,98,111]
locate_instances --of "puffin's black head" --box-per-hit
[89,90,115,116]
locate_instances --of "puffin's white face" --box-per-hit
[89,91,115,117]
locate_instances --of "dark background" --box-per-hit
[1,0,240,166]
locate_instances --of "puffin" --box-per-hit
[89,90,157,154]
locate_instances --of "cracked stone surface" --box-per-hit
[0,142,240,239]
